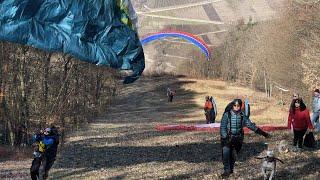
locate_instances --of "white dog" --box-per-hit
[256,150,284,180]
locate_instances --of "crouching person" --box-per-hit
[220,99,270,177]
[31,127,59,180]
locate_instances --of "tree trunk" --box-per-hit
[95,71,102,107]
[264,70,268,97]
[43,54,51,109]
[21,47,30,145]
[0,42,3,104]
[59,56,71,145]
[7,119,14,146]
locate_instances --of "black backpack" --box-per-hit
[51,126,60,145]
[304,132,316,148]
[44,127,60,158]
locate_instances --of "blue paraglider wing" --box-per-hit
[0,0,145,84]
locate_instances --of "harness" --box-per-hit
[38,141,46,153]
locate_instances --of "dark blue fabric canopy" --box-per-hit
[0,0,145,83]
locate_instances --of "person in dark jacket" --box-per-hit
[167,87,176,102]
[288,98,314,148]
[30,127,59,180]
[220,99,270,177]
[204,96,214,124]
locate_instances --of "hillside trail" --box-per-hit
[1,76,319,179]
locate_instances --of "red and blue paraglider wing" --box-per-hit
[141,31,211,59]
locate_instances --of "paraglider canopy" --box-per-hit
[141,31,211,59]
[0,0,145,84]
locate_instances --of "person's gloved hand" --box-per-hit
[221,138,229,147]
[255,128,271,138]
[264,132,271,138]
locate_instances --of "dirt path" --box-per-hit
[1,76,319,179]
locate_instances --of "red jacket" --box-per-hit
[288,108,313,130]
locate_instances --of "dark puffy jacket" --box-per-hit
[220,111,258,139]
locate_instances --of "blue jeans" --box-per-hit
[222,136,243,172]
[311,112,319,130]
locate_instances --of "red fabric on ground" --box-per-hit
[155,124,287,133]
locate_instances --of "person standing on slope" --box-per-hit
[288,98,314,149]
[204,96,214,124]
[311,89,320,131]
[220,99,270,177]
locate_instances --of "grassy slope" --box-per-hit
[0,76,319,179]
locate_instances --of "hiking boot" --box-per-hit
[221,171,232,178]
[232,150,237,161]
[292,146,302,152]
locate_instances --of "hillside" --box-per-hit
[1,76,318,179]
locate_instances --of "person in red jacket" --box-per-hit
[288,98,314,148]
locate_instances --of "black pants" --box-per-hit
[205,111,210,124]
[293,129,307,148]
[210,109,216,123]
[205,109,216,124]
[31,157,42,180]
[222,136,243,172]
[168,95,173,102]
[30,156,55,180]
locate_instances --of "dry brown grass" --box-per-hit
[2,76,318,179]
